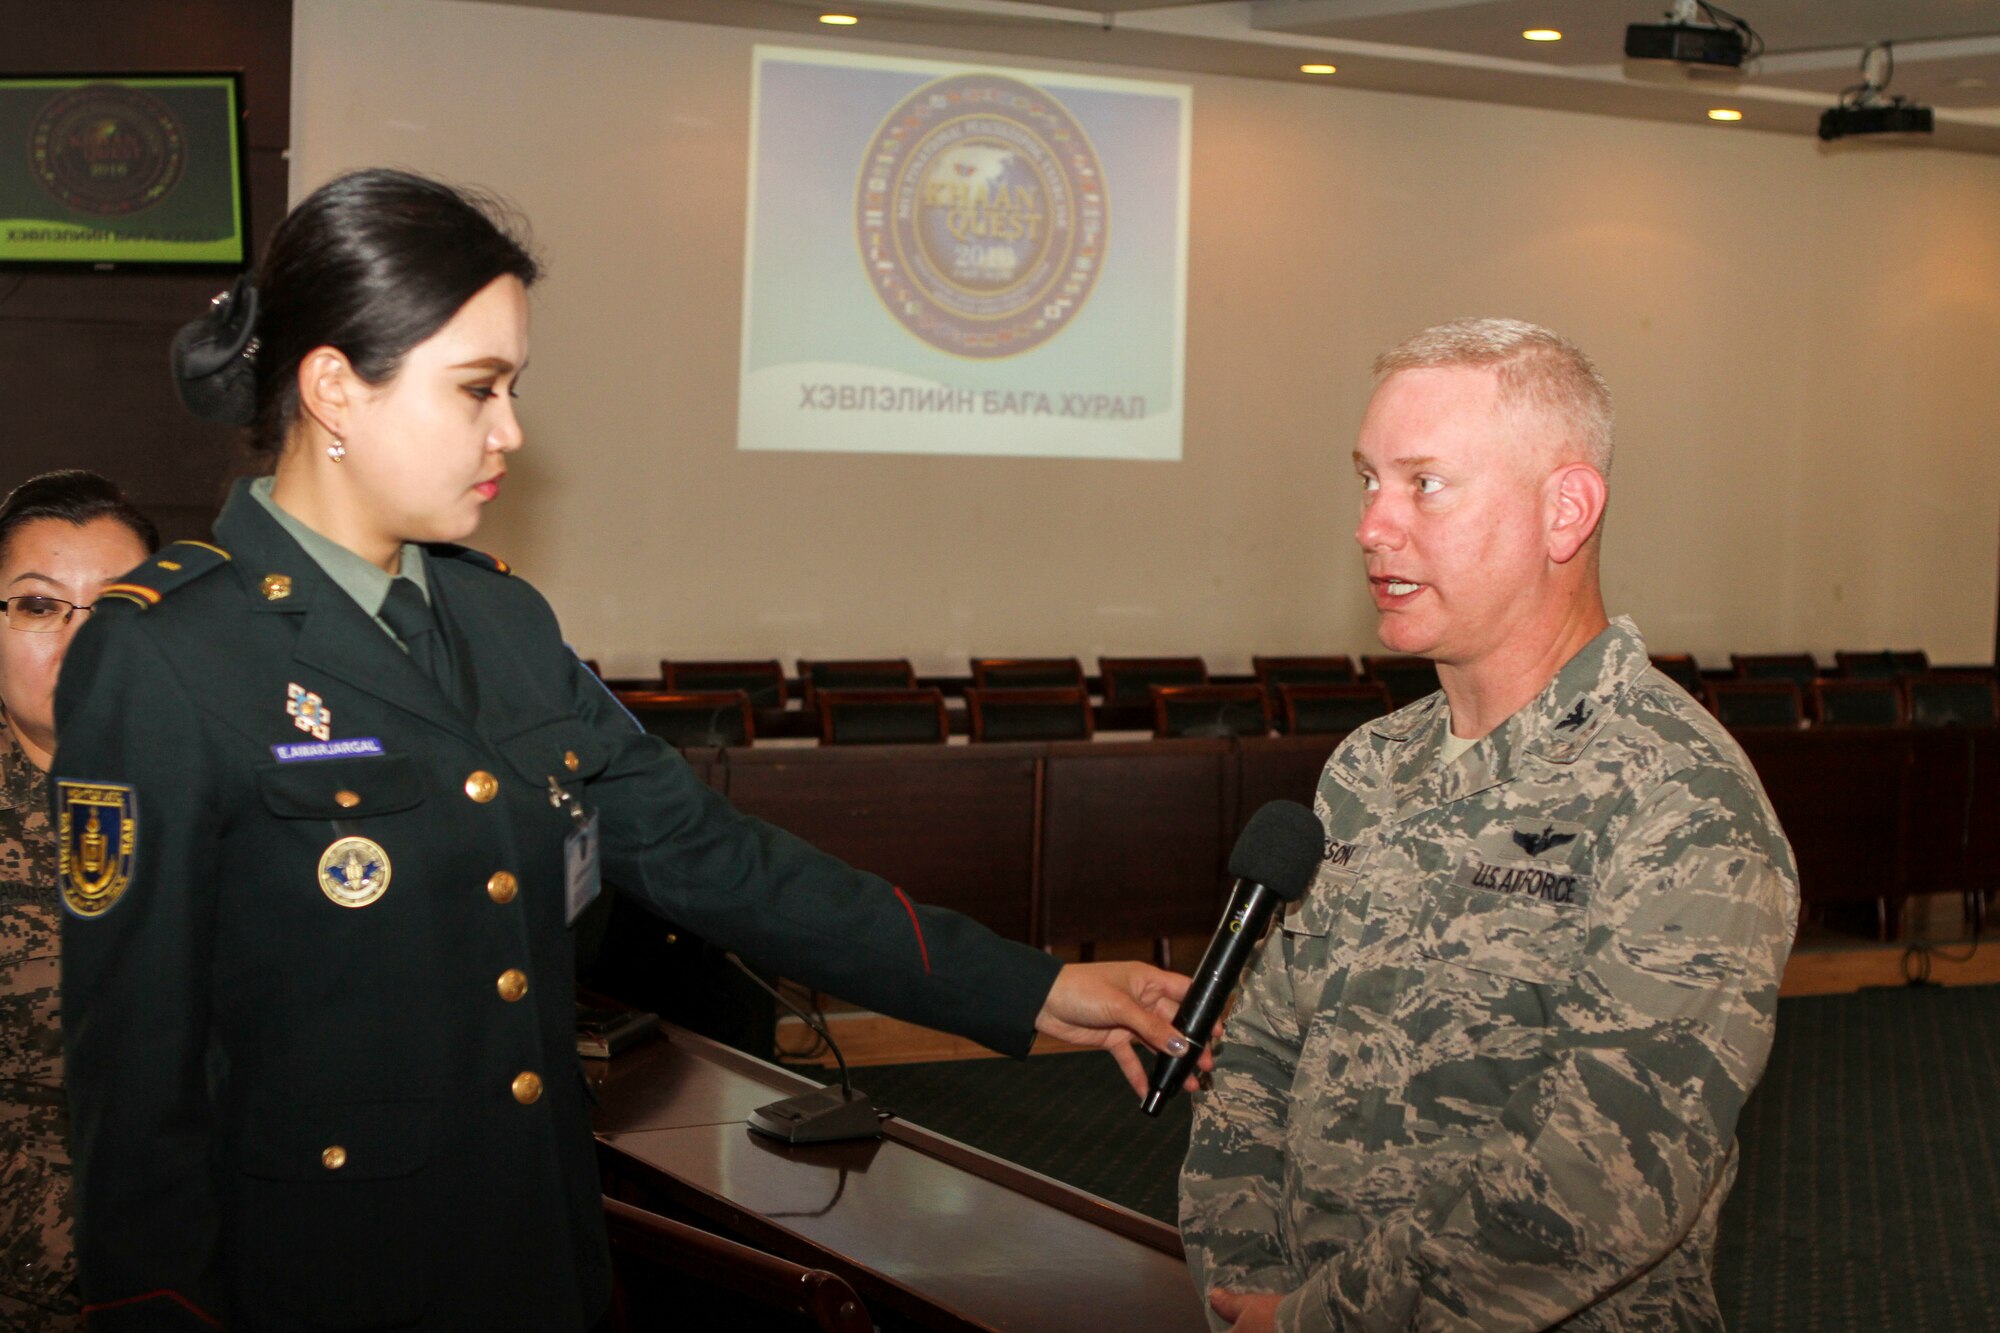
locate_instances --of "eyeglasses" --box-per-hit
[1,595,100,634]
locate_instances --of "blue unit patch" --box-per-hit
[58,781,138,918]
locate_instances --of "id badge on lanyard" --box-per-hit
[548,776,602,925]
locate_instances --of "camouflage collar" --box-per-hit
[1376,618,1650,816]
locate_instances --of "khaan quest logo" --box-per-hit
[857,72,1107,359]
[28,83,187,216]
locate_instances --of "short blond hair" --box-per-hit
[1373,318,1614,475]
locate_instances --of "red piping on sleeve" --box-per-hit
[891,886,932,975]
[84,1289,223,1327]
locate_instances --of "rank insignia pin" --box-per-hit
[287,682,331,741]
[318,836,392,909]
[261,573,292,601]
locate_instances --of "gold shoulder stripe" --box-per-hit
[492,556,511,575]
[99,583,163,606]
[179,540,232,560]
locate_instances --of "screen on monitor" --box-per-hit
[0,72,248,271]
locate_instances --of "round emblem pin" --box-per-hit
[856,72,1107,359]
[318,836,392,909]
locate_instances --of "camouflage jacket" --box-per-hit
[0,717,77,1320]
[1181,619,1798,1333]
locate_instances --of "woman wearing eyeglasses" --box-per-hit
[0,471,157,1331]
[50,170,1199,1332]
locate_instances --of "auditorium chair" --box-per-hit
[601,1196,871,1333]
[1097,656,1207,709]
[969,657,1086,691]
[1277,682,1393,735]
[1836,649,1930,680]
[617,690,755,749]
[1152,684,1271,739]
[1903,673,2000,727]
[1703,679,1806,729]
[1648,653,1704,698]
[817,688,950,745]
[799,658,918,705]
[1812,679,1906,727]
[1361,655,1440,709]
[1252,655,1356,703]
[964,687,1093,742]
[1731,653,1819,691]
[662,659,787,708]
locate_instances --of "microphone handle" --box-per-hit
[1143,879,1282,1114]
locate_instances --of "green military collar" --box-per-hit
[247,477,429,625]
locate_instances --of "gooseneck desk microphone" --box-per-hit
[1142,800,1325,1117]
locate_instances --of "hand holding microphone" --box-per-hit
[1142,800,1325,1116]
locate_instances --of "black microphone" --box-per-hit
[1142,800,1325,1117]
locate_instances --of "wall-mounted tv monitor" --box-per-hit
[0,71,248,271]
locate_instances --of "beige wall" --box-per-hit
[292,0,2000,677]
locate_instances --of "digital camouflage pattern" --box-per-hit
[0,718,79,1328]
[1182,619,1798,1333]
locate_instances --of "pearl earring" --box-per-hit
[327,437,346,462]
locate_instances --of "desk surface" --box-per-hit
[593,1028,1210,1333]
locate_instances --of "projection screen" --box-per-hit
[739,45,1191,460]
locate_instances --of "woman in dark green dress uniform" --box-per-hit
[52,170,1196,1332]
[0,472,156,1330]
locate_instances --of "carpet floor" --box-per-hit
[840,982,2000,1332]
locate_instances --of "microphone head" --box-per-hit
[1227,801,1324,903]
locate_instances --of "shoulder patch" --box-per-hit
[59,781,138,918]
[430,543,511,576]
[97,541,232,611]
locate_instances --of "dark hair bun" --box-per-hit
[170,274,261,425]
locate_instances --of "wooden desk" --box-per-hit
[593,1026,1208,1333]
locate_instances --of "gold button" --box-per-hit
[486,871,518,904]
[496,968,528,1002]
[464,770,499,803]
[334,790,361,809]
[511,1071,543,1105]
[322,1145,347,1170]
[158,559,182,571]
[563,750,580,773]
[261,573,292,601]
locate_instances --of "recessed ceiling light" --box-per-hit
[1300,63,1338,75]
[1522,29,1563,42]
[1707,108,1744,121]
[819,12,858,24]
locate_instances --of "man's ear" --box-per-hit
[296,345,358,442]
[1546,462,1607,565]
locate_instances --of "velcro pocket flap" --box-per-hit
[1419,881,1585,987]
[255,756,423,819]
[240,1098,435,1181]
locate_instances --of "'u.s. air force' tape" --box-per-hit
[58,781,137,918]
[271,738,386,763]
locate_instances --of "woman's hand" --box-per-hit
[1034,961,1212,1097]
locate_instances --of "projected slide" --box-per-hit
[740,47,1190,460]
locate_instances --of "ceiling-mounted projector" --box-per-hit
[1625,1,1759,70]
[1819,42,1934,142]
[1624,21,1744,67]
[1818,101,1933,140]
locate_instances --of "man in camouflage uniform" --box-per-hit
[1181,319,1798,1333]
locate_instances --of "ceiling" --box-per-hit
[495,0,2000,155]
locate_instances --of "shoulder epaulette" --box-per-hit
[431,543,512,576]
[97,541,232,610]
